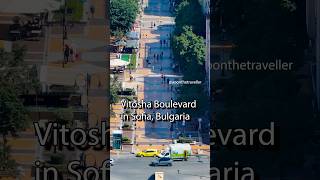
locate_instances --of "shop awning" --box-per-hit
[110,58,130,67]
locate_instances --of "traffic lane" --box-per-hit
[110,156,210,180]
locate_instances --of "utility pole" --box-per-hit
[198,118,202,144]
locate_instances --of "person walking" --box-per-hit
[64,44,70,64]
[98,79,102,89]
[87,74,91,89]
[70,47,74,62]
[90,5,95,18]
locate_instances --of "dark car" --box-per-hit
[150,157,173,166]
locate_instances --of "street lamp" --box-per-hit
[198,118,202,144]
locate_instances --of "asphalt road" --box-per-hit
[110,154,210,180]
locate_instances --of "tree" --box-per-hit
[0,87,29,146]
[110,75,122,105]
[0,144,16,171]
[175,0,205,36]
[54,108,74,126]
[110,0,139,36]
[172,26,205,80]
[0,47,40,94]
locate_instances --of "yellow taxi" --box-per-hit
[136,149,160,157]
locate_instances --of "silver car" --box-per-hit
[150,157,173,166]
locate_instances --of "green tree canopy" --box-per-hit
[0,47,40,94]
[110,0,139,36]
[110,75,122,105]
[54,108,74,125]
[175,0,205,36]
[0,87,29,144]
[172,26,205,80]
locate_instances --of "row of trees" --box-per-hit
[110,0,139,37]
[171,0,207,117]
[0,47,39,172]
[212,0,312,177]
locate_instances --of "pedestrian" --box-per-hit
[64,44,70,63]
[90,5,95,18]
[70,47,74,62]
[161,51,163,57]
[167,78,169,84]
[163,75,166,82]
[75,52,80,61]
[98,80,102,88]
[160,66,162,71]
[164,40,166,45]
[154,53,156,59]
[154,22,156,27]
[160,40,162,47]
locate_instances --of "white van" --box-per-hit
[158,143,192,160]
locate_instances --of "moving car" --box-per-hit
[136,149,160,157]
[106,158,114,166]
[150,157,173,166]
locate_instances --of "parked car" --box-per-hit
[150,157,173,166]
[136,149,160,157]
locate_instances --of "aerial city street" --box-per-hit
[110,0,210,179]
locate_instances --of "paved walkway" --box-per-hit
[134,0,179,146]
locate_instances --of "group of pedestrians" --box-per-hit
[152,52,164,62]
[161,73,174,91]
[160,39,170,47]
[64,44,78,64]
